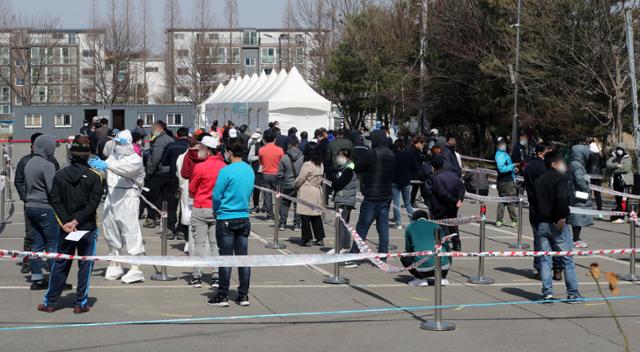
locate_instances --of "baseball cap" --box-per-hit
[201,135,219,149]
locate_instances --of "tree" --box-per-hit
[163,0,182,102]
[224,0,238,75]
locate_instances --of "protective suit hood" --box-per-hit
[33,135,55,159]
[114,130,135,156]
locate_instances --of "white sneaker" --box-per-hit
[121,265,145,284]
[441,279,450,286]
[612,219,625,224]
[183,242,189,253]
[408,279,430,287]
[105,263,124,281]
[326,249,336,255]
[574,240,588,249]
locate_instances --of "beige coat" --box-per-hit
[294,161,324,216]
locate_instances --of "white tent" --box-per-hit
[202,67,331,135]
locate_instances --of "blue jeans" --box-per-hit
[392,184,414,226]
[27,207,60,281]
[45,229,98,307]
[532,221,563,272]
[351,199,391,254]
[216,218,251,298]
[536,223,580,296]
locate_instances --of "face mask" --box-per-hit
[555,163,568,174]
[152,130,161,137]
[498,145,507,152]
[336,156,347,166]
[616,149,624,156]
[520,139,528,146]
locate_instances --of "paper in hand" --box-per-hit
[65,231,89,242]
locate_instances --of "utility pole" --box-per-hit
[419,0,428,133]
[511,0,522,151]
[625,9,640,158]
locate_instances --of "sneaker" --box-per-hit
[37,304,56,313]
[63,283,73,291]
[293,226,301,232]
[235,295,250,306]
[175,232,185,241]
[73,305,90,314]
[441,279,450,286]
[143,218,156,228]
[300,241,314,247]
[408,279,429,287]
[533,271,541,280]
[313,240,325,247]
[166,232,176,240]
[495,220,503,227]
[250,207,260,214]
[278,225,286,231]
[326,249,336,255]
[566,294,584,304]
[511,221,518,228]
[30,280,47,290]
[210,277,219,288]
[612,219,625,224]
[342,261,358,268]
[188,277,202,288]
[597,214,604,220]
[574,240,588,249]
[553,270,563,281]
[393,224,403,230]
[20,265,30,274]
[265,217,274,222]
[208,295,229,307]
[540,294,556,305]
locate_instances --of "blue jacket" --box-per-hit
[213,162,255,220]
[495,149,516,182]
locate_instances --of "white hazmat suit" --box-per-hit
[102,130,146,283]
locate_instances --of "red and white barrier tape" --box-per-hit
[590,184,640,200]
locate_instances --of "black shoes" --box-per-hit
[188,277,203,288]
[300,241,313,247]
[235,295,250,306]
[313,240,324,247]
[30,280,47,290]
[208,295,229,307]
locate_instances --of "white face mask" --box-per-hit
[336,156,348,166]
[152,129,161,137]
[520,139,528,146]
[498,144,507,152]
[555,163,568,174]
[616,149,624,156]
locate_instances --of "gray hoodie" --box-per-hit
[277,146,304,189]
[25,135,57,209]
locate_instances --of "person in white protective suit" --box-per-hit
[176,146,192,254]
[94,130,146,283]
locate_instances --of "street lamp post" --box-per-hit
[511,0,522,150]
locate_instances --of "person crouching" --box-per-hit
[37,135,103,314]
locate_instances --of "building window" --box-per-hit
[15,77,24,86]
[166,113,183,127]
[82,49,94,58]
[54,113,72,128]
[25,113,42,128]
[295,34,305,45]
[215,48,226,64]
[208,33,219,40]
[15,58,22,67]
[82,68,95,76]
[0,87,9,103]
[33,86,47,103]
[68,33,77,44]
[30,47,48,65]
[295,47,305,64]
[174,33,185,40]
[0,47,9,65]
[261,48,276,64]
[0,105,10,114]
[231,48,240,64]
[177,68,189,75]
[244,57,256,67]
[243,31,258,46]
[145,66,159,73]
[177,49,189,58]
[52,33,65,40]
[138,112,154,127]
[59,47,77,65]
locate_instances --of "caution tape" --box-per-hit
[589,184,640,200]
[464,192,520,203]
[568,206,628,217]
[446,248,639,257]
[461,155,495,163]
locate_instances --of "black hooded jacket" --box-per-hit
[50,162,103,232]
[354,130,395,201]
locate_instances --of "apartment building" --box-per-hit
[166,27,313,103]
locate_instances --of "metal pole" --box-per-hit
[622,205,639,281]
[324,210,349,285]
[468,205,494,284]
[421,227,455,331]
[509,197,529,249]
[0,146,6,224]
[511,0,522,151]
[4,145,11,201]
[418,0,428,133]
[150,201,177,281]
[625,9,640,160]
[278,36,283,71]
[266,185,286,249]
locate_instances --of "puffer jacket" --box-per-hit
[278,146,304,189]
[606,142,634,187]
[569,144,593,227]
[355,130,395,201]
[333,161,358,207]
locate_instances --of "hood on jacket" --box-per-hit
[57,163,89,186]
[349,131,364,145]
[368,130,387,148]
[33,135,56,158]
[286,146,303,160]
[616,142,628,152]
[570,144,590,166]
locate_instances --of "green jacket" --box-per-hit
[606,142,634,187]
[404,220,450,271]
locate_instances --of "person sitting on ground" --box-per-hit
[401,209,451,287]
[294,142,326,247]
[209,138,255,307]
[38,136,103,314]
[534,150,583,304]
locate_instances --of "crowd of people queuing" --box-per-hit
[13,114,632,312]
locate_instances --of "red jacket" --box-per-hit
[189,156,226,208]
[181,148,204,180]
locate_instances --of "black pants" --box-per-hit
[146,175,180,232]
[252,173,263,209]
[301,215,325,242]
[401,257,448,279]
[439,206,461,251]
[279,187,300,228]
[336,205,353,250]
[592,179,603,210]
[612,184,633,221]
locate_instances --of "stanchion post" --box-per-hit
[421,227,455,331]
[0,146,6,224]
[150,201,177,281]
[509,197,529,249]
[473,168,480,204]
[324,210,349,285]
[621,205,640,281]
[468,205,494,284]
[4,145,11,201]
[266,185,287,249]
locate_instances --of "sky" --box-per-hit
[9,0,290,52]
